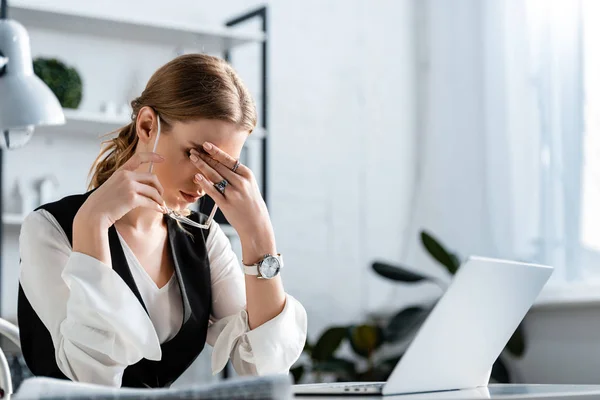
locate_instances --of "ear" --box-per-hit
[135,106,157,145]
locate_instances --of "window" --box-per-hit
[579,0,600,275]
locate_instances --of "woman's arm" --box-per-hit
[72,204,113,266]
[190,143,293,329]
[205,222,307,376]
[19,210,161,386]
[239,225,286,330]
[189,142,307,375]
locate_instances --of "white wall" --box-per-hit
[199,0,419,333]
[513,303,600,384]
[4,0,418,383]
[267,0,418,335]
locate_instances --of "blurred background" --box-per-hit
[2,0,600,391]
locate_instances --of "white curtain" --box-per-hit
[527,0,585,281]
[405,0,584,284]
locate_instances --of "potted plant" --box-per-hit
[33,58,83,109]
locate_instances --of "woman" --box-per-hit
[17,54,307,388]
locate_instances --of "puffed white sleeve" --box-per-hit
[19,209,161,387]
[205,222,307,376]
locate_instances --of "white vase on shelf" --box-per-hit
[4,180,23,216]
[100,101,117,116]
[21,180,38,217]
[5,179,36,217]
[37,175,59,207]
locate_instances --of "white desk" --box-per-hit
[294,384,600,399]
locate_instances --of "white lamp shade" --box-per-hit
[0,20,64,131]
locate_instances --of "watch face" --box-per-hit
[259,256,281,279]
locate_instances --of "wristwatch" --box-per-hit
[243,254,283,279]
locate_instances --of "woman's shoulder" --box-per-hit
[21,208,70,250]
[29,189,98,240]
[21,189,96,247]
[36,189,96,216]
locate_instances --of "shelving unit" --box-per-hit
[2,107,266,228]
[2,214,23,226]
[11,3,265,52]
[5,2,269,211]
[1,3,271,338]
[35,109,130,137]
[33,109,268,139]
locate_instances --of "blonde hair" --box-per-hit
[88,54,256,190]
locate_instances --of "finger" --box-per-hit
[188,151,225,184]
[200,142,251,178]
[130,172,165,196]
[192,149,242,185]
[137,195,167,214]
[193,173,224,201]
[121,152,164,172]
[133,181,166,210]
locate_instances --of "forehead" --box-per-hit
[171,118,249,156]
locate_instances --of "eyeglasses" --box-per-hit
[148,114,217,230]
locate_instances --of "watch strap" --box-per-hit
[242,253,283,277]
[244,264,260,275]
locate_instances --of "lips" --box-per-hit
[180,191,200,202]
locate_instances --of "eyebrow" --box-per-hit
[187,141,208,152]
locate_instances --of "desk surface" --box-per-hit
[293,384,600,399]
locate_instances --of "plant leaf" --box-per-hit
[303,340,313,356]
[312,327,347,362]
[348,324,383,358]
[449,253,461,275]
[372,261,430,283]
[506,322,526,357]
[373,354,404,381]
[490,357,510,383]
[312,357,356,377]
[290,365,305,383]
[420,231,458,274]
[380,354,403,369]
[384,307,431,342]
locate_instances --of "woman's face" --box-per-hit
[148,118,248,210]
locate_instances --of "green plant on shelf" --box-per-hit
[33,58,82,109]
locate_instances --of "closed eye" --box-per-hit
[186,147,208,157]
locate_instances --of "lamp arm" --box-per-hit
[0,0,7,20]
[0,0,7,78]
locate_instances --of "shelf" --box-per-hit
[36,109,130,138]
[2,213,25,226]
[534,282,600,310]
[34,109,267,141]
[11,4,266,53]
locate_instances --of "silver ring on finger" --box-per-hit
[214,179,229,195]
[232,159,240,173]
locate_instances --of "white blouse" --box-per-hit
[18,209,307,387]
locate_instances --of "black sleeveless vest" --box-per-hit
[17,190,213,388]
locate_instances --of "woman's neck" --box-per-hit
[116,207,166,232]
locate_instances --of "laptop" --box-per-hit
[294,256,553,396]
